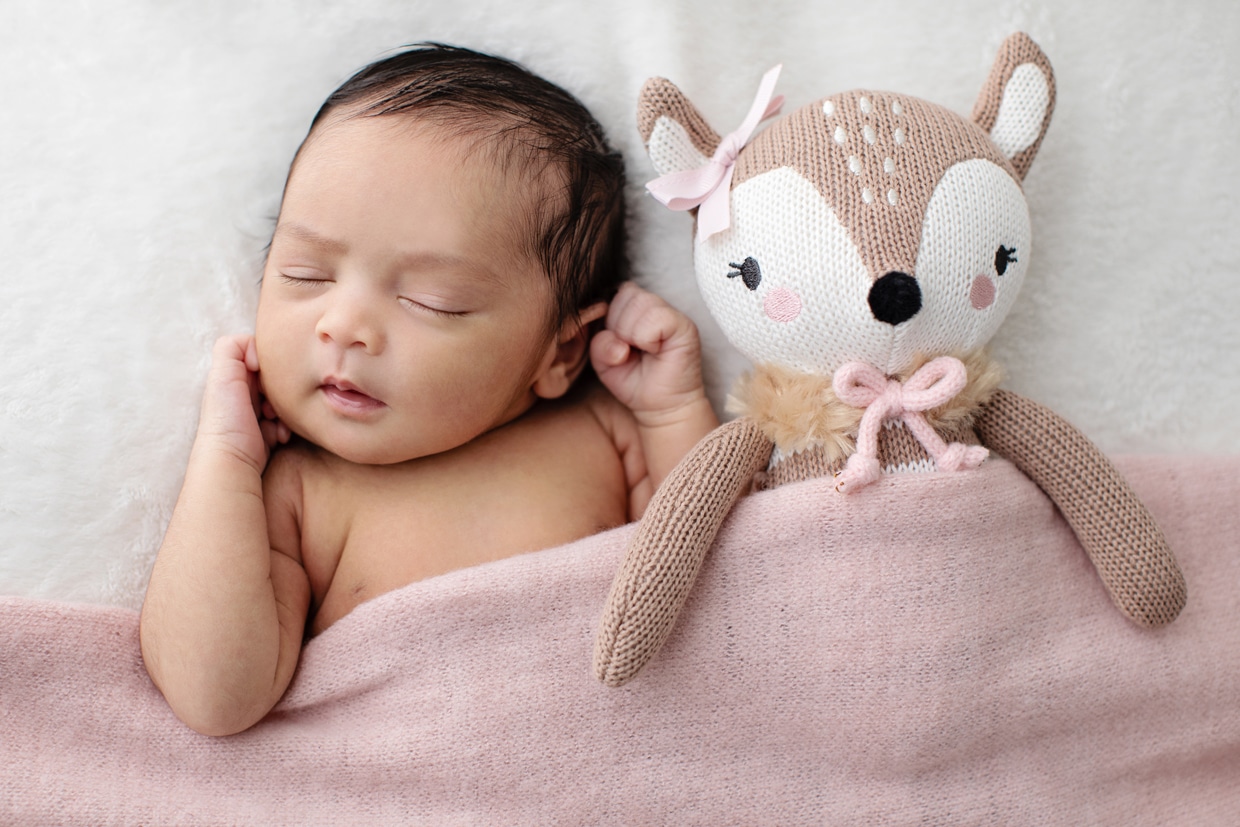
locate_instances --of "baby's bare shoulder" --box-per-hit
[481,383,628,475]
[262,441,357,547]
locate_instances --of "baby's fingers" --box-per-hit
[607,284,685,355]
[259,417,291,451]
[590,329,632,368]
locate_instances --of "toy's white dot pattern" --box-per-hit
[822,94,908,209]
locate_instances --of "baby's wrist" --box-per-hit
[188,431,267,480]
[632,389,716,433]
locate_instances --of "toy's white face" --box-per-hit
[694,158,1030,377]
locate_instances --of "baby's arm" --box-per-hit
[591,282,719,513]
[139,335,309,736]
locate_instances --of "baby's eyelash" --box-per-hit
[398,297,467,319]
[279,274,329,286]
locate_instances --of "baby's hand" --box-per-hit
[196,335,290,473]
[590,282,709,427]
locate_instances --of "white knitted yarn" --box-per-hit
[647,115,709,177]
[897,158,1031,367]
[694,167,889,374]
[990,63,1052,159]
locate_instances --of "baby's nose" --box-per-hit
[868,271,921,325]
[316,298,384,353]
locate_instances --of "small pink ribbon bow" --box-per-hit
[832,356,989,494]
[645,65,784,243]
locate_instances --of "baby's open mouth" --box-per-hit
[320,381,385,414]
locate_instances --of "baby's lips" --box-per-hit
[321,376,386,410]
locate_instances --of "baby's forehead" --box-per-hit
[305,112,559,223]
[284,112,560,292]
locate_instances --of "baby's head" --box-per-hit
[256,44,627,464]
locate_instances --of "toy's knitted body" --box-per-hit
[595,34,1187,687]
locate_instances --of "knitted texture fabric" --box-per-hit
[622,33,1183,691]
[976,389,1187,626]
[2,455,1236,825]
[760,419,984,488]
[594,416,773,686]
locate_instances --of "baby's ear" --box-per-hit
[971,32,1056,180]
[531,303,609,400]
[638,77,723,177]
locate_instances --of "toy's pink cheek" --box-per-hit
[764,287,802,323]
[970,275,996,310]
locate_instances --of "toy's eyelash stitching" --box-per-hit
[727,257,762,291]
[995,246,1018,276]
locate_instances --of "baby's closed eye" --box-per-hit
[278,267,333,285]
[397,296,469,319]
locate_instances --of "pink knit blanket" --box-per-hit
[3,455,1238,825]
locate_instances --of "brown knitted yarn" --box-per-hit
[976,389,1187,626]
[594,417,774,687]
[761,419,984,489]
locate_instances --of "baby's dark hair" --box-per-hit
[300,43,627,330]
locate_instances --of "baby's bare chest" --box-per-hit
[298,405,628,634]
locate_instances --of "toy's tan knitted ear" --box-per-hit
[594,417,773,687]
[976,390,1187,626]
[638,76,723,177]
[971,33,1056,180]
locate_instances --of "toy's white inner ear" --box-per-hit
[990,63,1050,159]
[647,116,709,176]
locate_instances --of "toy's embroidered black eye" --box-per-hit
[727,257,762,291]
[995,245,1018,276]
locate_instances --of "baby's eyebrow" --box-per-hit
[392,250,506,287]
[273,221,508,286]
[271,222,348,254]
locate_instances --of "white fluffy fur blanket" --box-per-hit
[2,455,1238,824]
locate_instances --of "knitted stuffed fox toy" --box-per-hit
[594,33,1187,687]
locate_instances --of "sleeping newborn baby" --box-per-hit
[140,44,718,736]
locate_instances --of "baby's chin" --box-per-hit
[279,420,420,466]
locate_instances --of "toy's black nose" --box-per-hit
[868,271,922,325]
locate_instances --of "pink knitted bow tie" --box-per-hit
[645,65,784,243]
[832,356,989,494]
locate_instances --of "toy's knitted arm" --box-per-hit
[594,416,774,687]
[975,389,1187,626]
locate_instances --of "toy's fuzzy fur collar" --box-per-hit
[726,351,1004,463]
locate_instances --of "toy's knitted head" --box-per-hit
[639,33,1055,380]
